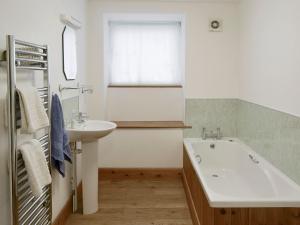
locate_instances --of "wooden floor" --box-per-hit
[66,177,193,225]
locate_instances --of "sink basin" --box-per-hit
[67,120,117,142]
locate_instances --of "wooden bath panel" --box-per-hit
[182,146,300,225]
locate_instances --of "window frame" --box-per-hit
[103,13,186,87]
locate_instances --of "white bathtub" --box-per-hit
[184,138,300,208]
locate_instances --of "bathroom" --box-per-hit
[0,0,299,224]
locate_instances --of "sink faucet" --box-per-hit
[78,112,88,123]
[71,112,88,127]
[202,127,222,140]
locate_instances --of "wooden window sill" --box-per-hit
[113,121,192,129]
[108,85,183,88]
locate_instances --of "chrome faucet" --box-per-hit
[71,112,88,127]
[77,112,88,123]
[202,127,222,140]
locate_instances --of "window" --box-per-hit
[105,15,184,86]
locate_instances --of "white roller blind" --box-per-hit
[109,22,182,85]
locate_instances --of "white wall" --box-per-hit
[99,130,183,168]
[86,0,239,168]
[87,1,240,119]
[0,0,87,223]
[106,88,184,121]
[239,0,300,117]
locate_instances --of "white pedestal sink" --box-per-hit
[67,120,116,214]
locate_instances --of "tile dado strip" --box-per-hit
[185,99,300,185]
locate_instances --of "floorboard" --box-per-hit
[66,178,193,225]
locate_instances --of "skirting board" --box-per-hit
[52,182,82,225]
[98,168,183,180]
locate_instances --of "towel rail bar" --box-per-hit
[35,209,49,225]
[17,182,30,194]
[39,211,50,225]
[15,49,47,57]
[19,195,48,225]
[18,186,42,202]
[39,94,48,98]
[41,140,49,146]
[15,39,47,50]
[16,166,26,176]
[18,185,47,207]
[27,208,47,225]
[17,168,26,177]
[16,66,48,71]
[17,183,29,195]
[35,208,49,225]
[4,35,52,225]
[18,193,37,214]
[39,134,49,142]
[17,175,28,185]
[28,207,49,225]
[19,192,49,222]
[18,197,35,215]
[41,141,48,148]
[19,191,49,222]
[15,57,47,64]
[37,87,48,91]
[18,189,31,203]
[17,162,24,170]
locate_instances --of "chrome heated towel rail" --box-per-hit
[2,35,52,225]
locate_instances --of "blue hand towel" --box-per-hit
[51,94,71,177]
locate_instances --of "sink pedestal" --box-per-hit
[67,120,116,215]
[82,141,99,214]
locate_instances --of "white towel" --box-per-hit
[18,139,52,197]
[17,86,49,133]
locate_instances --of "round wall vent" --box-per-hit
[209,19,223,32]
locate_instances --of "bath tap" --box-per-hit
[202,127,222,140]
